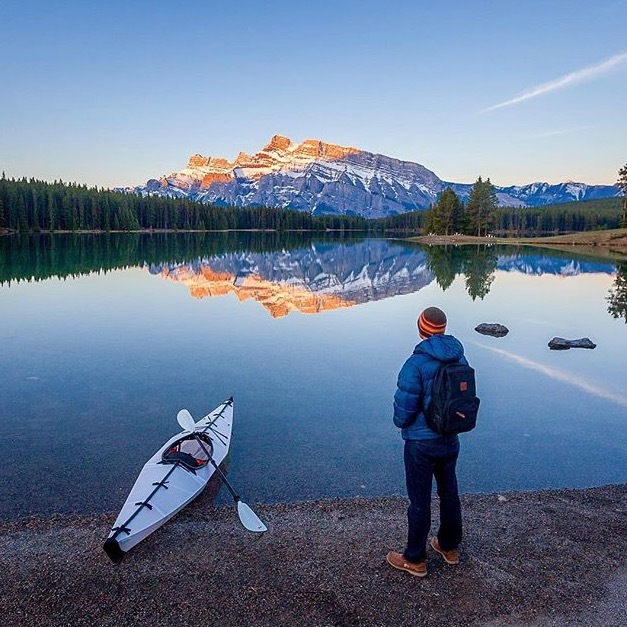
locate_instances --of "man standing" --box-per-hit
[387,306,466,577]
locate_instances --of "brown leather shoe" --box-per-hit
[430,537,459,564]
[386,551,427,577]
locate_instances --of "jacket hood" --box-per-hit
[414,334,465,363]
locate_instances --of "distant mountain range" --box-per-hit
[124,135,619,218]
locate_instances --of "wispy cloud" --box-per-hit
[473,343,627,409]
[482,51,627,113]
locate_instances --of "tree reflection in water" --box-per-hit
[607,261,627,323]
[1,233,621,320]
[424,244,498,300]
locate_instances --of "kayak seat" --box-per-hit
[161,434,212,470]
[162,451,201,470]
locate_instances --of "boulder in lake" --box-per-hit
[548,337,597,350]
[475,323,509,337]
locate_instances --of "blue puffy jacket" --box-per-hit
[393,334,467,440]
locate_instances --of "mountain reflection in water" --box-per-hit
[0,233,623,320]
[148,241,433,317]
[146,240,617,317]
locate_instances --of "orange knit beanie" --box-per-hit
[418,307,447,338]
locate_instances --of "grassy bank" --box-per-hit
[408,228,627,246]
[406,229,627,261]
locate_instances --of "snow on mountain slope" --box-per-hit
[126,135,619,217]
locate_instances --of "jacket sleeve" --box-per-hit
[393,356,424,429]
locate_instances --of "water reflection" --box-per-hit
[479,343,627,409]
[0,233,620,318]
[1,233,626,519]
[146,241,616,316]
[424,245,498,300]
[0,232,360,285]
[148,240,433,317]
[607,261,627,323]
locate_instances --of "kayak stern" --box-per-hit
[103,537,125,563]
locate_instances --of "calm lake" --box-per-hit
[1,233,626,520]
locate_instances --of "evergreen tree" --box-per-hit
[428,188,463,235]
[465,177,498,236]
[423,203,439,234]
[0,176,622,235]
[435,187,464,235]
[617,163,627,228]
[0,187,5,229]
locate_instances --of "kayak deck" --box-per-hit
[104,397,233,562]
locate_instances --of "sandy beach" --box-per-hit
[1,484,625,626]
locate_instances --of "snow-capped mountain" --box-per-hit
[126,135,619,218]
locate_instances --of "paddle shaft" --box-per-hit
[190,408,266,533]
[192,434,240,501]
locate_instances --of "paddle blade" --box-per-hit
[176,409,196,432]
[237,501,267,533]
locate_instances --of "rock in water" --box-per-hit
[548,337,597,350]
[475,323,509,337]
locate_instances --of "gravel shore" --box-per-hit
[1,484,625,627]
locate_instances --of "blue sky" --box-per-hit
[1,0,626,188]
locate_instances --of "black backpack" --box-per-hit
[425,362,480,436]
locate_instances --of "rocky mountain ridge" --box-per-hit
[127,135,619,218]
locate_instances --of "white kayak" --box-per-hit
[104,397,236,562]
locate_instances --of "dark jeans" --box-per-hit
[403,437,462,562]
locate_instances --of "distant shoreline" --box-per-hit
[0,227,363,236]
[3,227,627,260]
[407,228,627,247]
[2,227,626,242]
[405,229,627,261]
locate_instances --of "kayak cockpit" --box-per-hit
[161,433,213,471]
